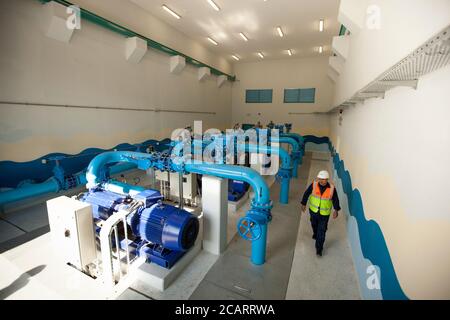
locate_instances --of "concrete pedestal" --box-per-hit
[202,176,228,255]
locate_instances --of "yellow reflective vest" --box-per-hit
[309,181,335,216]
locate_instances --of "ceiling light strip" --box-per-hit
[162,5,181,19]
[208,37,218,45]
[239,32,249,41]
[277,26,284,37]
[207,0,220,11]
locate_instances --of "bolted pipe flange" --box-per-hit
[277,167,293,180]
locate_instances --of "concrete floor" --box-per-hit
[0,152,361,300]
[285,153,361,299]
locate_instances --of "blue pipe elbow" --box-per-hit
[281,133,304,148]
[273,137,300,177]
[184,163,270,207]
[239,144,292,204]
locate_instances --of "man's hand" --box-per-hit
[301,205,306,213]
[333,210,339,219]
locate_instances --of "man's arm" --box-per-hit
[332,190,341,211]
[332,189,341,218]
[301,183,313,212]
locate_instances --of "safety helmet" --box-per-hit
[317,170,330,179]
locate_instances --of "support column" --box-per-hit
[202,176,228,255]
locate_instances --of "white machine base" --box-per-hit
[134,240,202,291]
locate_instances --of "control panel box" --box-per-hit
[169,172,198,201]
[47,196,97,273]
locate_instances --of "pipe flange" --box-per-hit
[277,167,293,179]
[250,199,273,213]
[292,151,302,160]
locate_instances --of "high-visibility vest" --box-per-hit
[309,181,335,216]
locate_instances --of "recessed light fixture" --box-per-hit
[276,26,284,38]
[207,0,220,11]
[318,46,323,53]
[287,49,293,56]
[258,52,264,59]
[239,32,249,41]
[319,19,324,32]
[162,5,181,19]
[232,55,240,61]
[207,37,218,45]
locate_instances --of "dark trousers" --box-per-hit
[310,211,330,253]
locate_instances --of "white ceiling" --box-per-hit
[129,0,340,63]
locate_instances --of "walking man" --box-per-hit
[301,170,341,256]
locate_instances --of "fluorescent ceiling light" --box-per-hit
[258,52,264,59]
[287,49,293,56]
[162,5,181,19]
[319,19,324,32]
[232,55,240,61]
[276,26,284,37]
[239,32,249,41]
[207,37,218,45]
[318,46,323,53]
[207,0,220,11]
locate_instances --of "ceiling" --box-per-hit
[129,0,341,63]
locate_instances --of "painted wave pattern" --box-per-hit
[303,135,408,300]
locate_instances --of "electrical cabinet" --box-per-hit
[169,172,198,202]
[47,196,97,273]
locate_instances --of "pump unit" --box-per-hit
[80,187,199,269]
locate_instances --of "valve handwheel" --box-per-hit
[237,216,262,241]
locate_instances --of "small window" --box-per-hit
[284,88,316,103]
[246,89,273,103]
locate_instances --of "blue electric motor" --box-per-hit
[228,180,250,202]
[129,202,199,252]
[81,187,199,269]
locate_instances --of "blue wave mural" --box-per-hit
[304,135,408,300]
[0,138,172,189]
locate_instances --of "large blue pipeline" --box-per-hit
[181,138,293,204]
[85,151,273,265]
[0,138,173,207]
[223,130,303,178]
[238,144,292,204]
[274,136,302,178]
[0,162,136,206]
[281,133,305,146]
[0,131,305,207]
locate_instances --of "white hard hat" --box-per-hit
[317,170,330,179]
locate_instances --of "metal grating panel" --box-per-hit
[330,25,450,113]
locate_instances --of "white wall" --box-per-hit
[231,56,334,137]
[330,64,450,299]
[330,1,450,298]
[0,0,232,162]
[334,0,450,105]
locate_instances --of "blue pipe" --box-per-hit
[0,178,60,205]
[85,151,272,265]
[274,137,301,178]
[236,144,292,205]
[181,139,292,204]
[281,133,305,147]
[280,133,305,165]
[183,163,270,207]
[0,162,137,207]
